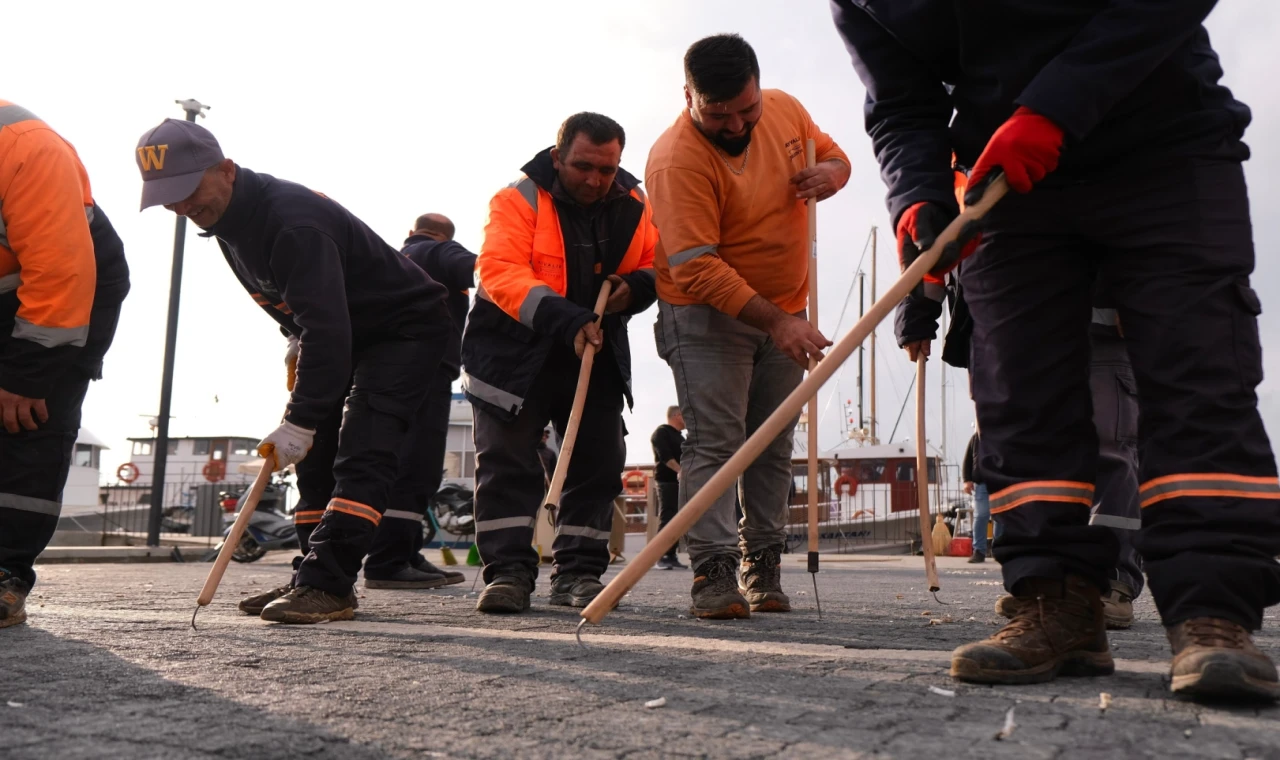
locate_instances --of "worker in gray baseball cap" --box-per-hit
[135,119,225,212]
[135,118,455,624]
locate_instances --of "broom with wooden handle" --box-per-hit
[577,175,1009,636]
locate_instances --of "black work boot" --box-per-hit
[412,555,465,586]
[740,544,790,613]
[0,570,30,629]
[239,584,294,616]
[548,574,606,608]
[968,551,986,564]
[364,565,449,590]
[690,555,750,620]
[476,573,532,614]
[260,586,357,624]
[1167,618,1280,702]
[952,575,1113,684]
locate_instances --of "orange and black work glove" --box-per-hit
[896,201,980,289]
[965,106,1064,205]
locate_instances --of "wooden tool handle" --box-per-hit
[805,138,820,559]
[915,354,940,592]
[544,279,613,508]
[196,456,275,606]
[580,175,1007,625]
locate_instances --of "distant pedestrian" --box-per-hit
[651,406,687,569]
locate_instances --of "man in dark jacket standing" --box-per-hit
[462,112,658,614]
[651,406,687,569]
[137,119,452,624]
[362,213,474,589]
[832,0,1280,700]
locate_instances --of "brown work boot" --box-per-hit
[1102,580,1134,630]
[1167,618,1280,702]
[238,584,294,616]
[740,544,791,613]
[997,579,1134,631]
[690,555,750,620]
[0,571,30,629]
[952,575,1113,684]
[260,585,357,624]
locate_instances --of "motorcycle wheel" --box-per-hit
[231,534,268,563]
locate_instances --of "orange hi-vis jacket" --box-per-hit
[461,148,658,420]
[0,101,97,398]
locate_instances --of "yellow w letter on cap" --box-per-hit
[137,144,168,171]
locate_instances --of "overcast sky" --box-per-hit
[7,1,1278,479]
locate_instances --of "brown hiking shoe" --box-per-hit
[239,584,294,616]
[997,579,1134,631]
[690,555,749,619]
[740,545,791,613]
[260,585,357,624]
[1102,581,1134,630]
[952,575,1113,684]
[1168,618,1280,702]
[0,571,29,630]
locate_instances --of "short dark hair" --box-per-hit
[684,34,760,104]
[556,112,626,156]
[413,213,455,240]
[667,406,682,420]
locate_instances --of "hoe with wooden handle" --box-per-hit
[192,453,276,629]
[576,175,1009,639]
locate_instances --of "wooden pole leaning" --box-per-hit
[544,280,613,511]
[577,175,1009,633]
[804,139,822,617]
[915,354,941,592]
[192,454,276,629]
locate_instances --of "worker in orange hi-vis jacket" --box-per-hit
[0,100,130,630]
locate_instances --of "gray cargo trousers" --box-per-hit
[655,302,805,569]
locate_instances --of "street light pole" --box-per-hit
[146,98,210,547]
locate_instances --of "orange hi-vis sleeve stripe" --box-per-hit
[326,498,381,526]
[1140,473,1280,509]
[293,509,325,525]
[990,480,1095,514]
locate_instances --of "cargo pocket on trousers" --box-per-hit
[1233,281,1264,393]
[1115,372,1139,444]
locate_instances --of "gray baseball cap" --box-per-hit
[136,119,225,211]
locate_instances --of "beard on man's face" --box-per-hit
[710,122,754,156]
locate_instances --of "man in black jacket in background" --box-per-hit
[651,406,686,569]
[363,213,475,589]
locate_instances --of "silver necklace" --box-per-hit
[715,144,750,175]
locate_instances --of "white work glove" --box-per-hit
[285,335,300,391]
[257,420,314,470]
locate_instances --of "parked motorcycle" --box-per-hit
[214,478,299,563]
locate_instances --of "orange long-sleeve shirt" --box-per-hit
[647,89,848,317]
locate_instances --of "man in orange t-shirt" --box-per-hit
[646,34,850,620]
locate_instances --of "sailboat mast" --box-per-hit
[869,225,878,444]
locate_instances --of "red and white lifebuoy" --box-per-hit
[117,462,140,484]
[621,469,648,495]
[202,460,227,482]
[834,474,858,496]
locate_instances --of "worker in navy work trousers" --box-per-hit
[362,213,475,589]
[461,112,658,614]
[137,118,451,625]
[833,0,1280,700]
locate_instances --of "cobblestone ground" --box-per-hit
[5,552,1279,759]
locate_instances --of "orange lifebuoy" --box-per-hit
[834,474,858,496]
[621,469,648,495]
[202,460,226,482]
[117,462,140,484]
[851,509,873,519]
